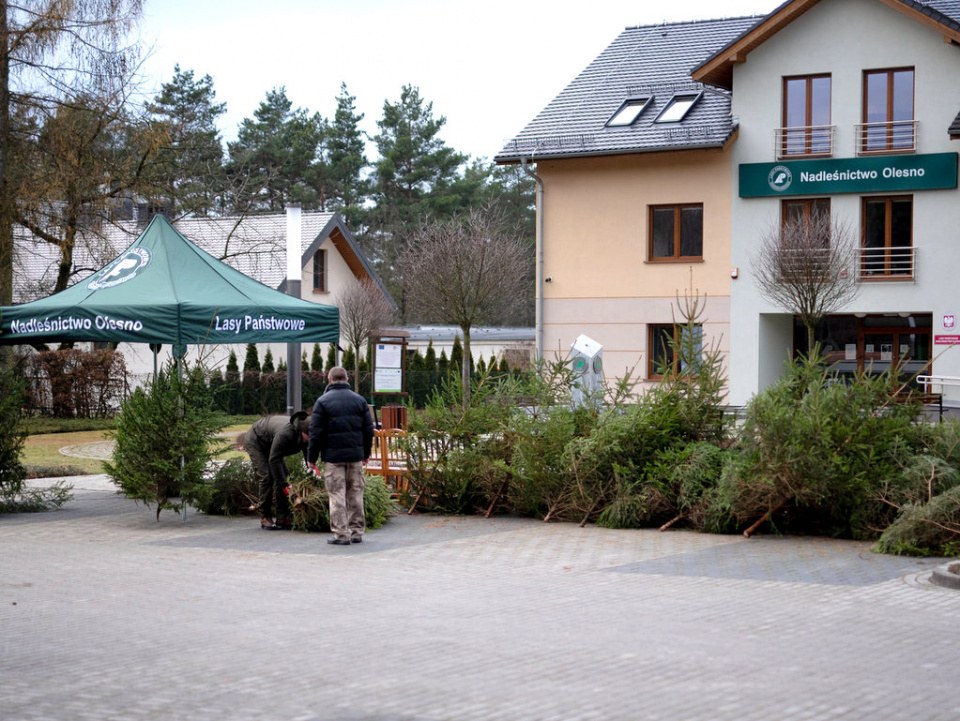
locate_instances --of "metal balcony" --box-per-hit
[858,246,916,280]
[855,120,917,155]
[775,125,835,159]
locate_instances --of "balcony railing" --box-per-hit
[775,125,834,159]
[858,246,916,280]
[855,120,917,155]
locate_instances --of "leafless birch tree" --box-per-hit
[400,204,531,406]
[336,277,396,391]
[752,210,860,352]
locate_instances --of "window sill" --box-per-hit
[645,258,704,264]
[858,274,915,282]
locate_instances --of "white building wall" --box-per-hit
[729,0,960,405]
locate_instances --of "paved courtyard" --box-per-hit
[2,475,958,721]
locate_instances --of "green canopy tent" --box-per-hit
[0,215,340,351]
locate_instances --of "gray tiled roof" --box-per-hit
[494,16,761,163]
[900,0,960,29]
[10,212,393,309]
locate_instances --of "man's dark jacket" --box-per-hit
[307,381,374,465]
[246,415,307,483]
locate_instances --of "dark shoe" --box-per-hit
[275,519,293,530]
[327,538,351,546]
[261,517,278,530]
[351,537,363,544]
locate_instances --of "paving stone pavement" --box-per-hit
[2,480,959,721]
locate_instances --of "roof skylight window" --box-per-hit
[605,97,652,127]
[655,92,702,123]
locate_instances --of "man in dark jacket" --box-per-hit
[307,366,374,546]
[244,411,309,530]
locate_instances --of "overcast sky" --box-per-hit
[138,0,779,162]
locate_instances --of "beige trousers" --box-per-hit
[324,461,366,541]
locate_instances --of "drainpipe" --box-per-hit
[285,204,302,416]
[521,156,544,362]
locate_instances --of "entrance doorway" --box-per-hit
[793,314,932,384]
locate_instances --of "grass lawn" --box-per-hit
[23,423,252,477]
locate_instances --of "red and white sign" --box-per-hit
[944,315,956,329]
[935,334,960,345]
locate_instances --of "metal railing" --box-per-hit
[858,246,916,280]
[775,125,834,159]
[855,120,917,155]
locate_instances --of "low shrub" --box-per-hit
[0,366,73,513]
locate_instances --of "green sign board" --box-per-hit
[739,152,958,198]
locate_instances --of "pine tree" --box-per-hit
[325,82,368,226]
[226,87,324,212]
[146,65,227,218]
[366,85,467,303]
[302,351,310,372]
[425,340,437,371]
[311,343,323,371]
[488,354,498,372]
[326,344,337,371]
[438,349,449,375]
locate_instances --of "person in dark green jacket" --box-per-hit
[244,411,309,530]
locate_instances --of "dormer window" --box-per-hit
[655,92,702,123]
[606,97,653,127]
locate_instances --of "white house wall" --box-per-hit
[729,0,960,405]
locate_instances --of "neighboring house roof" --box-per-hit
[950,110,960,137]
[386,325,536,344]
[693,0,960,89]
[11,211,396,312]
[494,15,761,164]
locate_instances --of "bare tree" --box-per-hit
[752,210,860,352]
[337,277,396,392]
[1,0,144,309]
[400,204,531,406]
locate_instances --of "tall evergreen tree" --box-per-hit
[146,65,227,218]
[324,82,368,227]
[366,85,466,306]
[226,87,324,213]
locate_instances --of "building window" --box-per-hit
[649,204,703,261]
[861,68,914,152]
[606,97,652,127]
[648,323,702,379]
[312,249,327,292]
[861,196,913,278]
[655,93,701,123]
[782,198,830,229]
[781,74,832,156]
